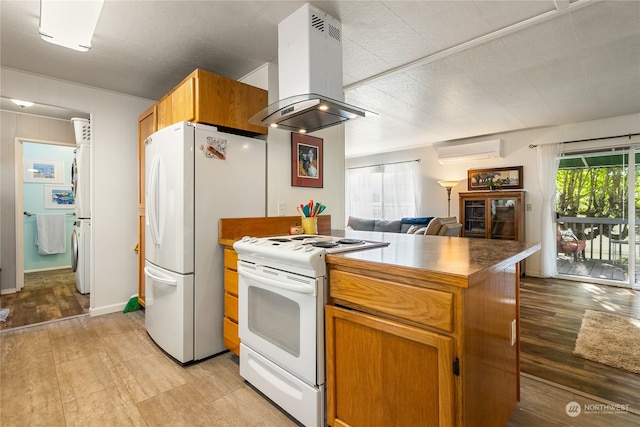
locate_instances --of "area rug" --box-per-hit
[573,309,640,374]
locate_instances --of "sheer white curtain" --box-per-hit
[346,161,418,219]
[536,143,561,277]
[382,162,418,219]
[346,166,381,218]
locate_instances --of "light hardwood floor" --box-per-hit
[0,311,298,427]
[1,308,638,426]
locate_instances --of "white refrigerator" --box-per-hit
[144,121,266,363]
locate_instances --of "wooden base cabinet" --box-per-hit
[326,305,455,427]
[325,259,521,427]
[223,248,240,356]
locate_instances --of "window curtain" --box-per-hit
[346,166,381,218]
[536,143,561,277]
[346,161,418,220]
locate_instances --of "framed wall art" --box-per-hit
[467,166,523,190]
[44,185,75,209]
[24,158,64,183]
[291,133,323,188]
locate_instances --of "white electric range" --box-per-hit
[233,234,389,427]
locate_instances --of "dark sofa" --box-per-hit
[347,216,462,237]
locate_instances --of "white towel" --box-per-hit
[35,214,67,255]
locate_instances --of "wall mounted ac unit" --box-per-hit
[437,139,503,164]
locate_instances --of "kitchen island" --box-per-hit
[323,231,540,427]
[218,218,539,427]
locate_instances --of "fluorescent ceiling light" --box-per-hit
[11,99,34,108]
[39,0,104,52]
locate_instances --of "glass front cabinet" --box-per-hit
[459,191,525,241]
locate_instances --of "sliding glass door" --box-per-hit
[556,146,639,289]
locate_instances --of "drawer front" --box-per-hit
[224,268,238,295]
[224,292,239,322]
[223,317,240,356]
[329,270,454,332]
[224,248,238,270]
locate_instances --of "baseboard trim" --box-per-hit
[0,313,88,334]
[89,302,127,317]
[24,266,73,273]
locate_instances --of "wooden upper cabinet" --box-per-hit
[172,76,196,123]
[156,93,172,131]
[156,69,268,135]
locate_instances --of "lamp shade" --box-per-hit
[39,0,104,52]
[437,180,460,189]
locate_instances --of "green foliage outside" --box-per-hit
[556,163,640,240]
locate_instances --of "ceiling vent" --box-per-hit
[437,139,503,164]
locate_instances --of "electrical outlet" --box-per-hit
[511,319,517,346]
[278,202,286,216]
[526,204,533,211]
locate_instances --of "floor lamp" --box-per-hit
[437,180,460,217]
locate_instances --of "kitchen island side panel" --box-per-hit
[462,264,519,427]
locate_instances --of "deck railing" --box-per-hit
[557,216,639,262]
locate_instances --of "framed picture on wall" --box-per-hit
[291,133,323,188]
[24,158,64,183]
[44,185,75,209]
[467,166,523,190]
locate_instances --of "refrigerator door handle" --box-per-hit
[147,154,161,245]
[144,266,178,286]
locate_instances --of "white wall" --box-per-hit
[346,112,640,278]
[1,67,154,315]
[266,125,346,229]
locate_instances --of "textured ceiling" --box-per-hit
[1,0,639,157]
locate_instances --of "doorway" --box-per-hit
[556,146,639,289]
[1,110,90,330]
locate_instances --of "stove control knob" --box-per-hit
[304,245,315,252]
[241,236,250,242]
[292,244,303,251]
[250,237,259,243]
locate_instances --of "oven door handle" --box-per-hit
[238,268,315,295]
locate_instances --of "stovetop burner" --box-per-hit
[311,241,339,248]
[337,238,365,245]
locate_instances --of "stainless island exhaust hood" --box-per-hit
[249,93,370,133]
[250,3,374,134]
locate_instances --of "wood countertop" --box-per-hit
[326,230,540,288]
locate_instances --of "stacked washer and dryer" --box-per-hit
[70,118,91,294]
